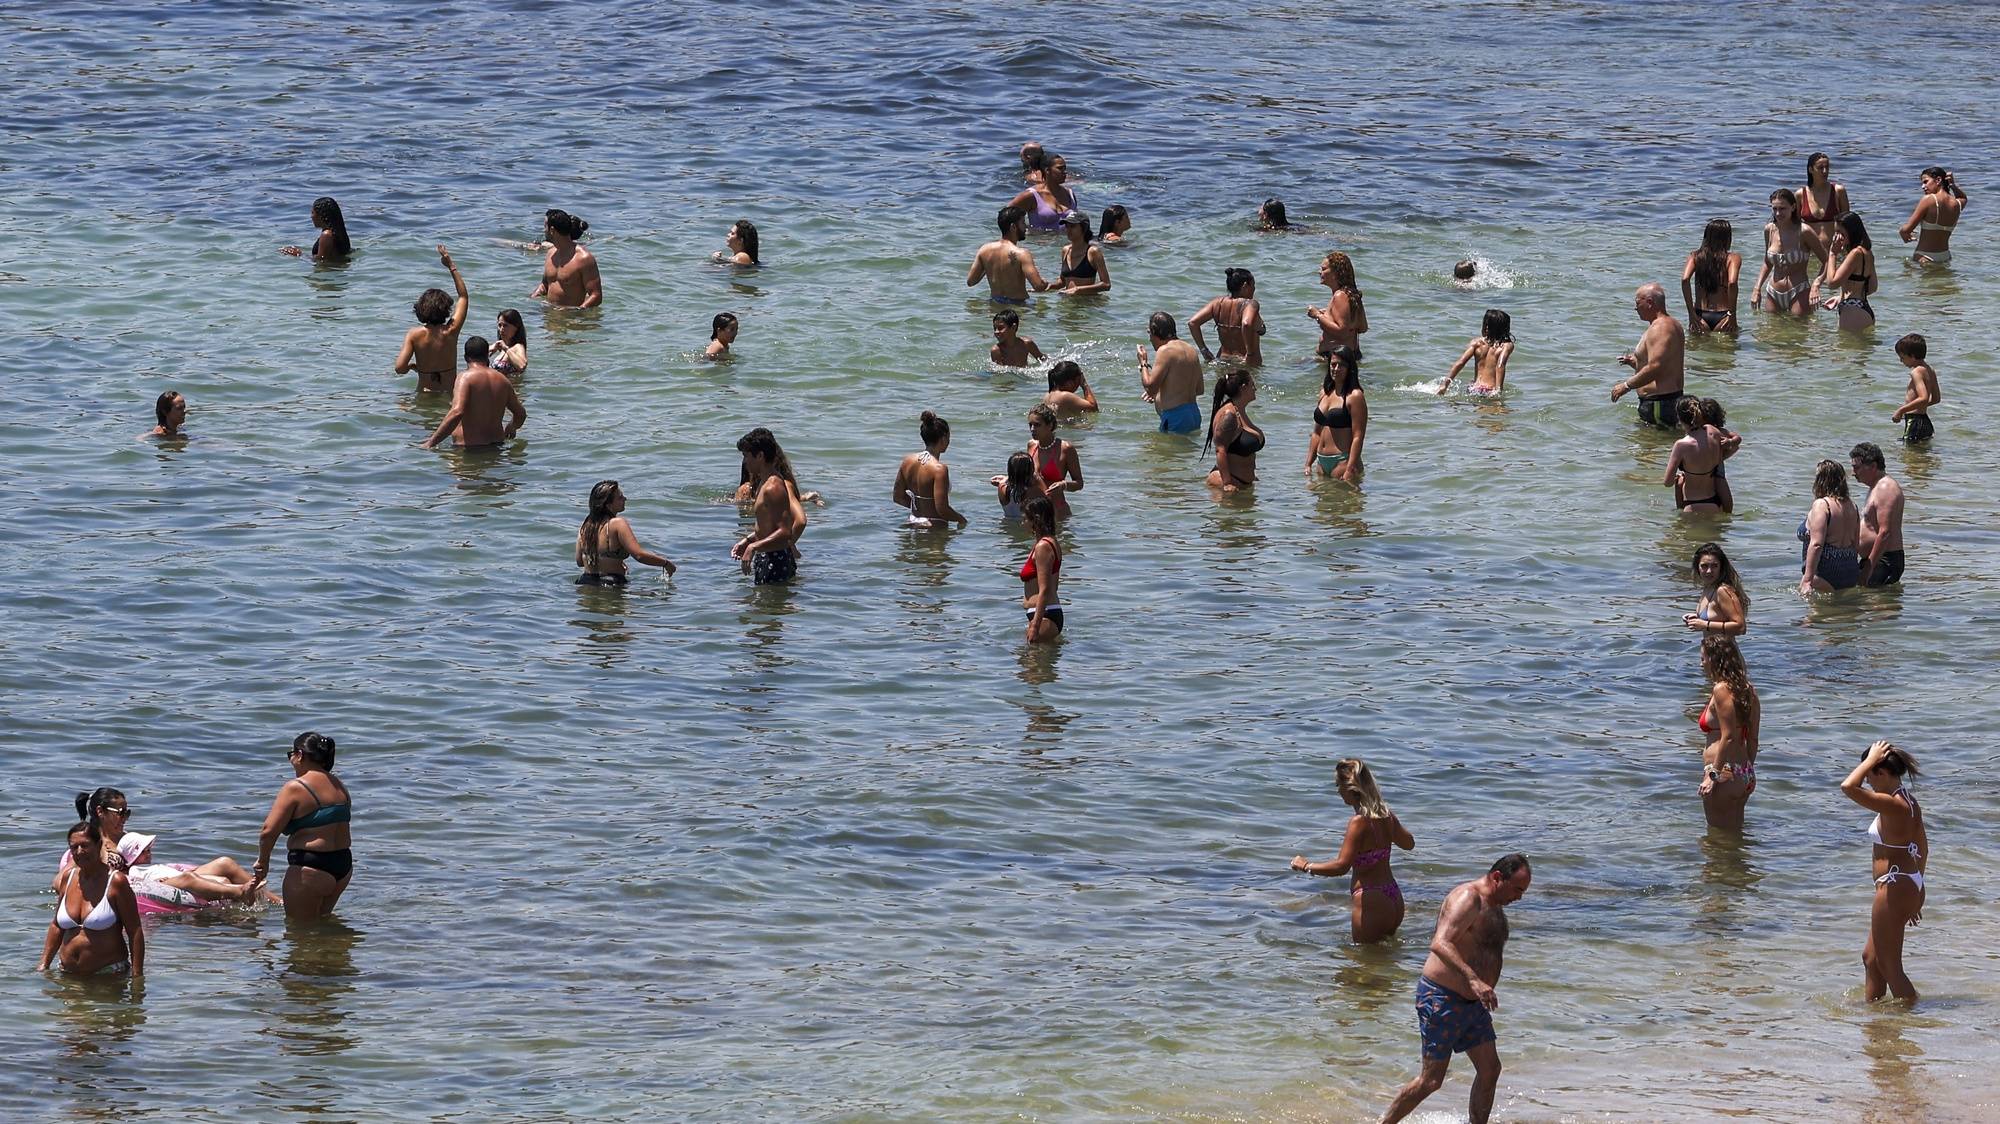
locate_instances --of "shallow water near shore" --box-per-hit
[4,2,2000,1121]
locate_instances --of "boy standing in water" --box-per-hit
[1890,333,1940,444]
[990,310,1044,367]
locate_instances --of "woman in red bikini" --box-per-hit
[1291,758,1416,942]
[1796,152,1850,253]
[1018,496,1063,643]
[1696,636,1760,830]
[1025,404,1082,522]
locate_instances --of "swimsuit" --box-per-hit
[1349,845,1401,900]
[290,847,354,882]
[55,871,120,932]
[575,572,630,586]
[1797,501,1862,589]
[1836,265,1874,322]
[1902,413,1934,444]
[1869,791,1924,892]
[752,547,798,585]
[1637,392,1684,429]
[1059,248,1098,283]
[1157,401,1201,434]
[989,293,1030,306]
[1697,309,1730,329]
[1224,420,1265,457]
[1916,214,1954,262]
[286,780,354,881]
[1867,549,1906,587]
[1415,976,1495,1061]
[905,452,938,528]
[1315,452,1348,474]
[1762,244,1809,306]
[1676,463,1721,509]
[1020,536,1063,632]
[1027,187,1078,232]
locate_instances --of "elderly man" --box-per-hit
[1610,282,1687,427]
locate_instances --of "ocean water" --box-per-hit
[3,2,1999,1121]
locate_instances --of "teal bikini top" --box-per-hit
[285,780,351,836]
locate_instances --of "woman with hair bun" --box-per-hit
[1204,369,1263,493]
[1840,740,1928,1002]
[280,195,353,260]
[1899,166,1966,265]
[576,480,676,586]
[533,208,601,308]
[255,732,354,920]
[893,411,968,529]
[394,244,470,392]
[51,787,131,889]
[1290,758,1416,942]
[1695,636,1760,830]
[1189,267,1266,366]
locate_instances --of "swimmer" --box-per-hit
[1289,758,1415,942]
[1453,260,1477,283]
[1684,543,1747,637]
[1890,334,1939,445]
[1008,152,1079,233]
[992,451,1046,520]
[989,309,1044,367]
[967,206,1050,304]
[1139,311,1205,434]
[1695,635,1760,830]
[279,195,353,261]
[38,821,142,978]
[1611,283,1686,427]
[576,480,675,586]
[713,220,759,267]
[1189,267,1266,366]
[1697,398,1740,512]
[1018,495,1063,643]
[1099,204,1131,244]
[731,428,807,584]
[1042,360,1098,415]
[1749,189,1826,315]
[394,244,470,394]
[1204,370,1264,494]
[893,411,968,529]
[1799,459,1863,594]
[254,732,352,920]
[1680,219,1741,333]
[491,308,529,375]
[1018,142,1046,187]
[1815,211,1877,332]
[1258,198,1289,231]
[1662,397,1724,514]
[1839,740,1927,1003]
[1053,211,1110,295]
[1308,251,1368,360]
[1898,166,1965,264]
[1438,309,1513,395]
[1026,403,1082,519]
[1852,443,1906,588]
[148,390,186,439]
[705,312,739,360]
[531,208,602,308]
[1306,342,1366,482]
[423,337,526,449]
[1797,153,1851,250]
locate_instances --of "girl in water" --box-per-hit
[39,821,142,977]
[149,390,187,439]
[254,732,353,920]
[1290,758,1416,942]
[1817,211,1877,331]
[1799,459,1862,594]
[892,411,968,529]
[1189,267,1266,366]
[1898,166,1965,264]
[1019,495,1063,643]
[1662,398,1724,514]
[1695,635,1760,830]
[1437,309,1513,395]
[1026,404,1082,519]
[1680,219,1741,333]
[1749,189,1825,316]
[705,312,739,360]
[715,221,759,266]
[1306,343,1366,483]
[279,196,352,260]
[1054,211,1110,295]
[1797,153,1850,251]
[1042,360,1098,415]
[491,309,529,375]
[576,480,677,585]
[1098,204,1130,244]
[992,451,1045,520]
[1307,251,1368,360]
[1698,398,1740,512]
[1258,198,1289,230]
[1204,370,1264,493]
[1008,153,1079,233]
[1683,543,1747,637]
[1839,740,1928,1003]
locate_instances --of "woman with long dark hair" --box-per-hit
[1008,153,1079,233]
[1796,153,1850,250]
[715,220,760,266]
[1018,496,1063,643]
[1840,740,1928,1002]
[149,390,187,439]
[39,820,142,977]
[1054,211,1109,295]
[1204,370,1264,493]
[50,787,130,890]
[1818,210,1878,331]
[1695,636,1760,830]
[1307,343,1366,482]
[1898,166,1966,265]
[1098,204,1130,244]
[1683,543,1747,637]
[280,196,352,260]
[1189,267,1266,366]
[254,732,354,920]
[1290,758,1416,942]
[576,480,676,586]
[893,411,968,529]
[992,451,1045,520]
[1662,397,1724,514]
[490,309,529,375]
[1680,219,1741,333]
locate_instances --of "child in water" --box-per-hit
[705,312,738,360]
[1891,333,1940,444]
[990,310,1044,367]
[1438,309,1514,395]
[1453,260,1477,283]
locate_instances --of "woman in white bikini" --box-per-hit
[1898,166,1965,265]
[39,821,143,977]
[892,411,968,529]
[1748,189,1824,316]
[1840,740,1927,1003]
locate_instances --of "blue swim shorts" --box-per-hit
[1158,401,1201,434]
[1416,976,1495,1061]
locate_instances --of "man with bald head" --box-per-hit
[1610,282,1687,427]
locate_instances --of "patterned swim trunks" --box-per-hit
[1416,976,1495,1061]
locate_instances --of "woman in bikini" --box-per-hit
[1839,740,1927,1003]
[393,245,471,393]
[1679,219,1741,334]
[1025,404,1082,520]
[1799,459,1863,594]
[892,411,968,529]
[1437,309,1514,395]
[1748,190,1824,316]
[1662,398,1725,515]
[1695,635,1760,831]
[1306,343,1366,483]
[1204,370,1263,494]
[1898,166,1965,265]
[1307,251,1368,359]
[490,309,529,375]
[1053,211,1109,295]
[1188,267,1265,366]
[1816,210,1878,332]
[1683,543,1747,638]
[1007,153,1078,234]
[575,480,676,586]
[1290,758,1416,942]
[992,451,1046,521]
[1098,204,1130,244]
[39,821,143,977]
[1796,153,1851,251]
[254,732,354,921]
[1019,496,1064,643]
[279,195,353,261]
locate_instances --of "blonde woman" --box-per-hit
[1291,758,1416,941]
[1307,250,1369,360]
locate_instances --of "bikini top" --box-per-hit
[1060,248,1097,281]
[1799,187,1834,222]
[1314,393,1353,431]
[1223,413,1265,457]
[1868,789,1922,859]
[1019,536,1061,583]
[285,779,351,836]
[1765,245,1807,269]
[1036,443,1064,484]
[55,870,119,931]
[1352,847,1391,870]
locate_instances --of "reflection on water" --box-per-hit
[1324,936,1406,1021]
[1894,441,1940,490]
[1014,633,1062,689]
[442,441,528,496]
[1690,829,1764,938]
[1858,1010,1937,1124]
[259,919,363,1060]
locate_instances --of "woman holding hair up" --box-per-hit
[1840,740,1928,1003]
[1899,166,1965,264]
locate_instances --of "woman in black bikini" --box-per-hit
[1290,758,1415,942]
[1662,397,1724,514]
[1818,210,1877,332]
[1306,343,1366,483]
[1054,211,1109,295]
[1680,219,1741,334]
[1188,267,1265,366]
[1204,370,1264,494]
[254,732,354,921]
[575,480,676,586]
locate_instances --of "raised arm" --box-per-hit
[1137,344,1164,399]
[440,246,469,333]
[1841,741,1910,814]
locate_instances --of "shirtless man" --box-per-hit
[1188,267,1266,366]
[532,209,602,309]
[1381,854,1532,1124]
[1137,311,1205,434]
[1610,283,1687,428]
[423,337,526,450]
[730,428,805,584]
[966,206,1049,305]
[394,244,470,394]
[1851,443,1906,587]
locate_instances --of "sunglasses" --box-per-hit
[100,806,133,817]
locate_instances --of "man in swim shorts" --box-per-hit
[731,429,804,585]
[1852,442,1906,586]
[1610,283,1687,427]
[966,206,1049,304]
[1138,311,1204,434]
[423,337,526,450]
[1381,854,1531,1124]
